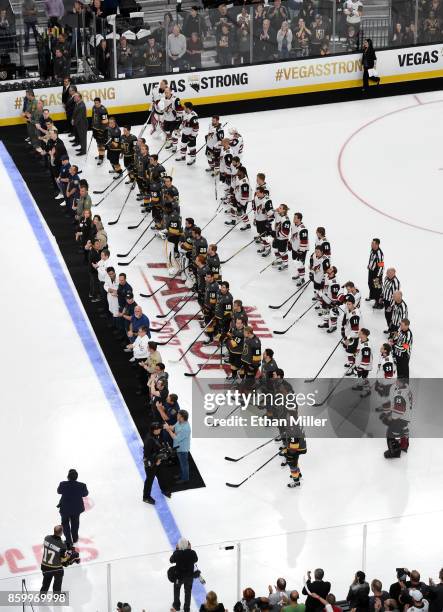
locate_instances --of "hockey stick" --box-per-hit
[215,216,244,245]
[224,436,278,462]
[273,301,316,335]
[139,264,191,298]
[156,290,196,319]
[282,281,310,319]
[304,338,343,383]
[226,451,280,488]
[128,214,149,230]
[220,236,261,265]
[269,280,312,309]
[184,344,221,377]
[168,318,215,362]
[93,172,128,206]
[137,109,154,140]
[117,222,153,257]
[86,131,94,158]
[118,235,156,267]
[314,365,355,407]
[108,182,136,226]
[157,308,203,346]
[93,170,128,195]
[201,209,222,232]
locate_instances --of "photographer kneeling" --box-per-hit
[143,422,173,505]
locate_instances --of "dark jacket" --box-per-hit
[362,46,377,68]
[57,480,89,516]
[303,579,331,611]
[170,548,198,579]
[73,100,87,128]
[428,582,443,612]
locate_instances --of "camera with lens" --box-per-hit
[62,548,80,567]
[156,445,177,466]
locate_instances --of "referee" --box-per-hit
[393,318,413,381]
[388,291,408,337]
[366,238,384,308]
[382,268,400,330]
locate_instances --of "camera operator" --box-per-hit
[142,422,172,505]
[170,537,198,612]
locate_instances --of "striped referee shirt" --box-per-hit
[368,247,384,277]
[391,299,408,330]
[394,327,413,356]
[382,275,400,302]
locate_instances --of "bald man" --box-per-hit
[388,290,408,337]
[381,268,400,329]
[40,525,68,593]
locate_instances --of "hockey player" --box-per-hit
[188,226,208,287]
[341,294,361,369]
[318,265,340,333]
[240,326,262,389]
[92,97,108,166]
[272,203,291,271]
[254,186,274,257]
[225,165,250,230]
[366,237,384,307]
[163,176,180,211]
[382,379,412,458]
[179,217,195,280]
[151,79,168,134]
[341,280,361,309]
[255,172,269,195]
[206,244,221,282]
[176,102,199,165]
[162,88,183,151]
[280,424,307,488]
[121,126,137,183]
[229,127,244,158]
[225,316,245,382]
[205,115,224,174]
[135,142,150,203]
[290,212,309,285]
[105,116,122,177]
[143,154,166,221]
[261,348,279,380]
[351,328,373,394]
[232,299,248,327]
[219,138,234,205]
[214,281,233,342]
[374,343,396,413]
[310,244,330,304]
[315,226,331,258]
[162,202,183,275]
[203,270,219,344]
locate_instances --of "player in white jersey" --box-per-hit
[254,185,274,257]
[225,166,250,230]
[205,115,224,175]
[290,212,309,286]
[272,204,291,271]
[340,281,361,309]
[351,328,373,395]
[150,79,167,134]
[229,127,244,158]
[318,266,341,333]
[162,88,183,151]
[219,139,235,203]
[315,226,331,258]
[310,244,330,304]
[176,101,199,165]
[341,294,361,368]
[374,342,397,412]
[383,379,413,458]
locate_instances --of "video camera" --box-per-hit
[62,548,80,567]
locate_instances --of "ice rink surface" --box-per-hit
[1,90,443,611]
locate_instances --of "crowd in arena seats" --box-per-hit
[391,0,443,45]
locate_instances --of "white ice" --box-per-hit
[1,89,443,612]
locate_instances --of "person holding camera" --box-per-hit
[170,537,198,612]
[142,422,172,505]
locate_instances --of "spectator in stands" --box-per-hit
[391,22,404,45]
[117,35,133,77]
[167,24,187,70]
[268,578,289,609]
[369,580,389,611]
[282,590,304,612]
[170,538,198,612]
[343,0,363,35]
[187,31,202,69]
[310,13,330,56]
[44,0,64,27]
[294,18,311,57]
[89,0,106,35]
[53,47,69,79]
[345,24,358,51]
[302,569,331,611]
[428,568,443,612]
[254,17,276,61]
[211,3,235,36]
[297,0,315,29]
[320,40,330,54]
[347,571,370,611]
[22,0,38,51]
[97,38,111,78]
[217,23,234,65]
[237,20,251,64]
[237,6,250,29]
[143,34,164,74]
[266,0,290,32]
[182,5,206,39]
[0,9,11,52]
[199,591,226,612]
[403,22,416,44]
[277,20,292,58]
[423,10,441,41]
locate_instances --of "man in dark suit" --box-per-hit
[57,469,89,546]
[72,93,88,156]
[302,568,331,611]
[65,84,77,139]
